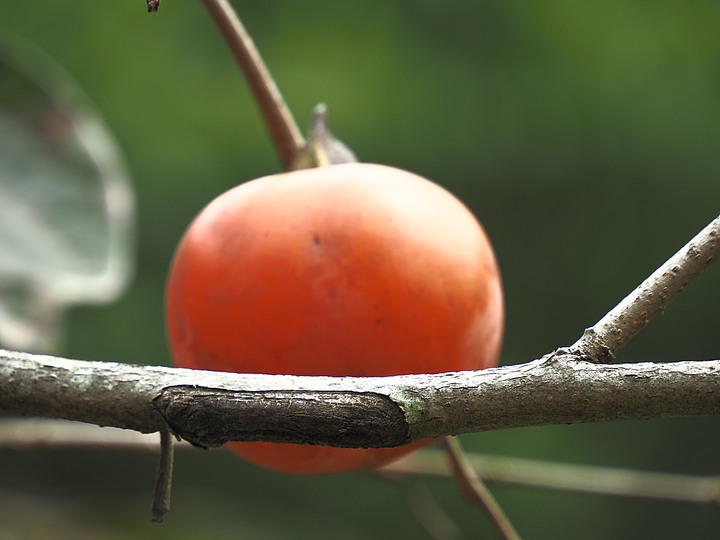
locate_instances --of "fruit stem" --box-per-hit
[201,0,305,170]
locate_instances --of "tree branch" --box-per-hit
[1,215,719,448]
[570,214,720,362]
[2,349,719,448]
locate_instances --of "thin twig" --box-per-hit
[570,214,720,362]
[201,0,305,169]
[382,450,720,504]
[0,418,167,451]
[151,424,174,523]
[397,480,460,540]
[3,419,719,505]
[442,437,521,540]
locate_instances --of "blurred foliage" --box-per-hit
[0,35,134,353]
[1,0,719,538]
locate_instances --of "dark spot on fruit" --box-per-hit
[313,234,321,246]
[375,318,383,325]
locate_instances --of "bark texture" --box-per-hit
[2,349,719,448]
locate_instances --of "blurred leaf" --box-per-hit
[0,33,134,353]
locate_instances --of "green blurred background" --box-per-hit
[1,0,720,538]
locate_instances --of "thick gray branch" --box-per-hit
[2,215,719,449]
[2,349,719,448]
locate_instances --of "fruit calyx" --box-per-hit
[291,103,358,170]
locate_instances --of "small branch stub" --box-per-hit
[151,425,174,523]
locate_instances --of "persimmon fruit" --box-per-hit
[165,162,504,474]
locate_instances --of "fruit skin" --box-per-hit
[165,162,503,474]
